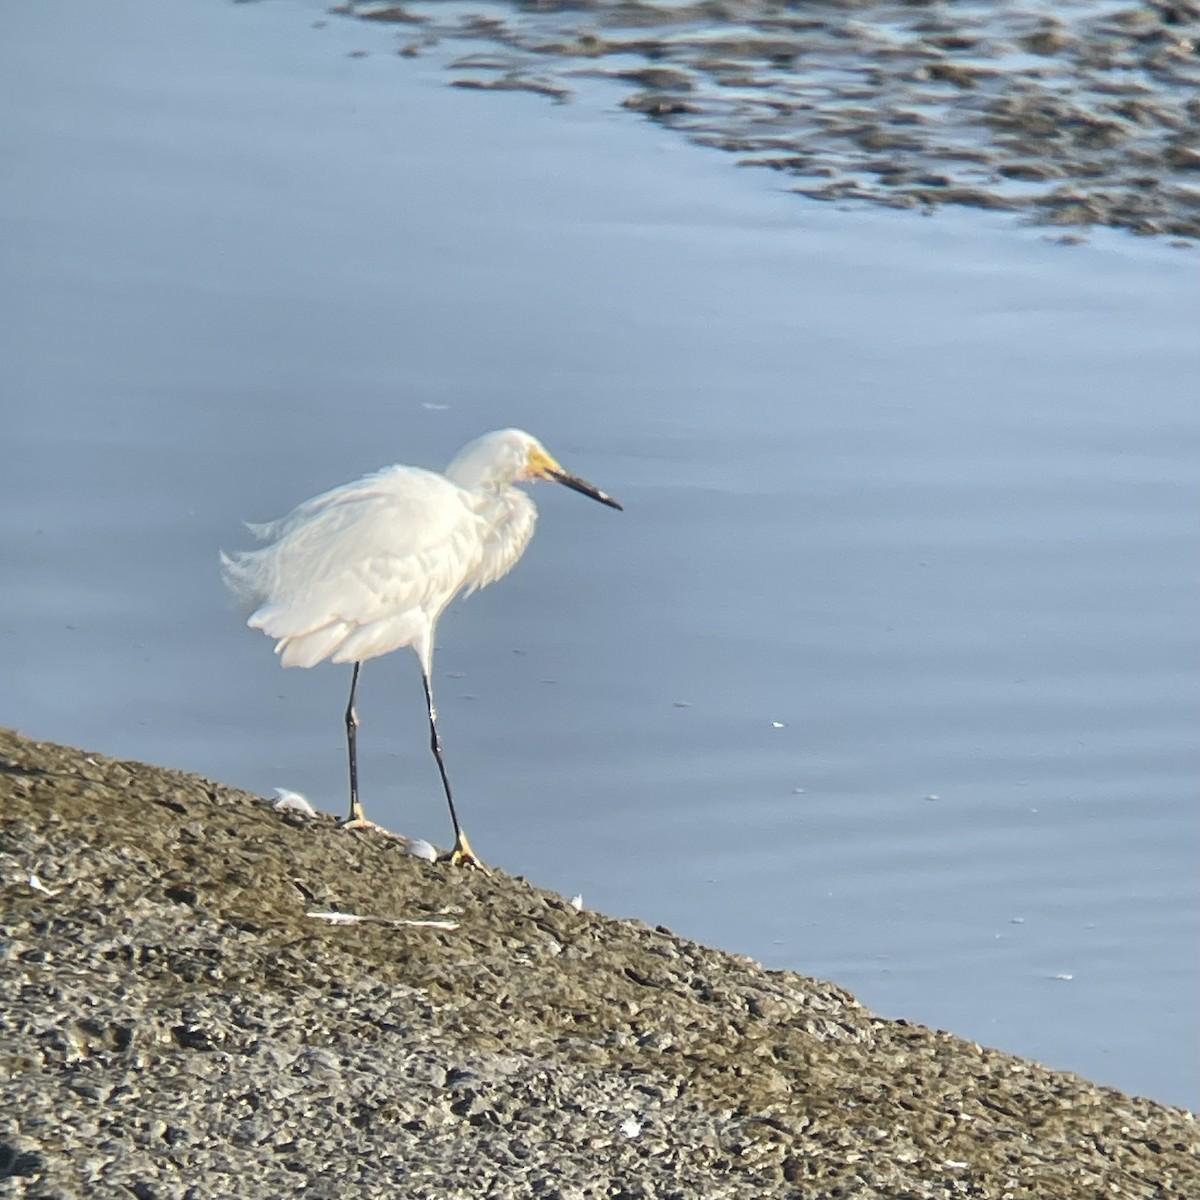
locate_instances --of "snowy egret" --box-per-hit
[221,428,622,866]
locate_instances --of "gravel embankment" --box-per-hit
[1,725,1196,1199]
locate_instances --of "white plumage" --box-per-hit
[221,428,622,866]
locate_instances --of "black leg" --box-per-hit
[345,661,363,823]
[421,669,461,841]
[420,669,479,865]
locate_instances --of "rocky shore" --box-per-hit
[333,0,1200,241]
[1,725,1196,1199]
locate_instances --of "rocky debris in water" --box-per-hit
[450,73,573,102]
[1,724,1198,1199]
[623,91,699,115]
[331,0,1200,241]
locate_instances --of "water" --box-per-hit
[1,0,1196,1110]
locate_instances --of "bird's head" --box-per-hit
[447,429,623,510]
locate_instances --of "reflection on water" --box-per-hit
[0,0,1196,1109]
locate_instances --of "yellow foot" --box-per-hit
[339,814,407,843]
[445,829,487,871]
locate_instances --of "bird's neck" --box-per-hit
[472,486,535,537]
[468,488,538,591]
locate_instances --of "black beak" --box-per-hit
[547,468,623,511]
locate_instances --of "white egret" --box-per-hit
[220,428,622,866]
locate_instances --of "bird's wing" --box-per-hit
[223,466,486,650]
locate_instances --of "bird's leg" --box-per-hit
[345,661,363,821]
[340,662,378,831]
[339,669,402,840]
[421,670,484,869]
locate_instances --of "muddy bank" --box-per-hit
[331,0,1200,241]
[1,725,1196,1198]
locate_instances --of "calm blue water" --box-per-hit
[1,0,1196,1109]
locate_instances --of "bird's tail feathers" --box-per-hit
[220,546,275,611]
